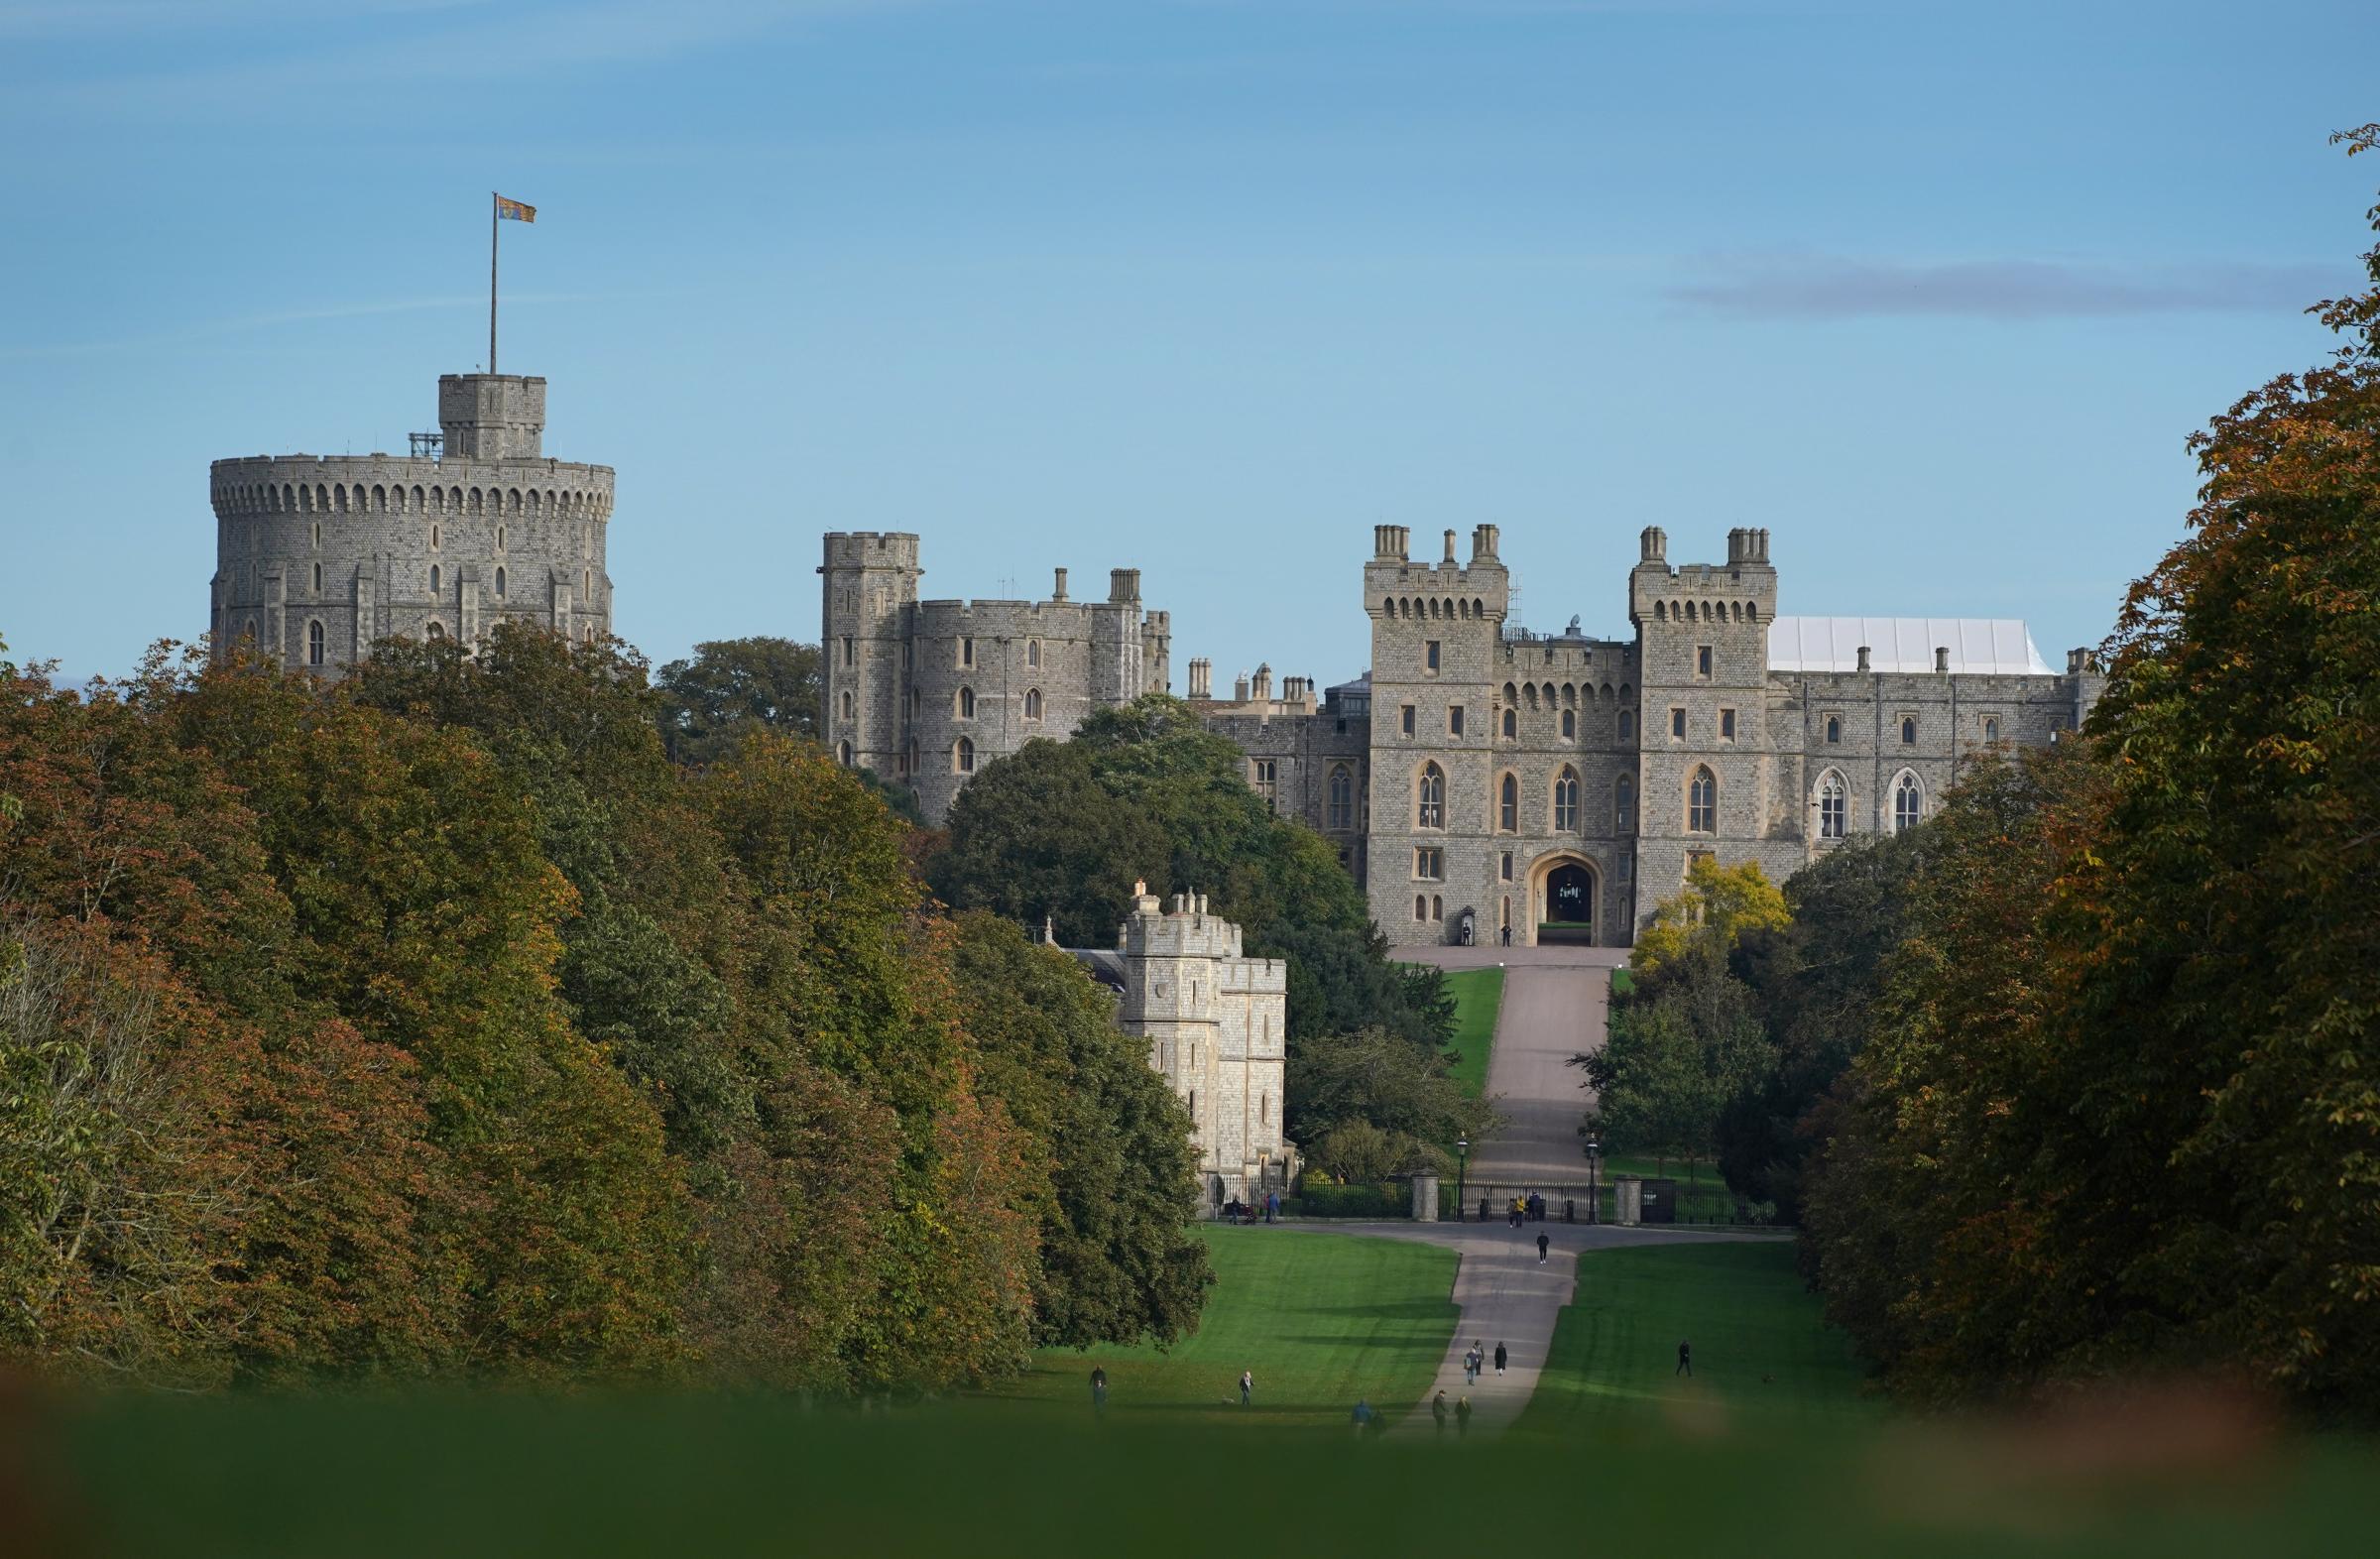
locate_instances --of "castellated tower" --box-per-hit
[208,373,614,676]
[1363,525,1512,943]
[821,536,1172,824]
[1628,526,1786,910]
[1113,886,1292,1208]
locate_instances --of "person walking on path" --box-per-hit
[1432,1390,1450,1434]
[1265,1190,1278,1225]
[1537,1232,1550,1264]
[1090,1366,1108,1414]
[1676,1340,1692,1378]
[1351,1398,1373,1433]
[1465,1342,1482,1384]
[1493,1342,1508,1378]
[1240,1369,1253,1406]
[1456,1395,1474,1437]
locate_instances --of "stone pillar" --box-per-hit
[1410,1173,1440,1223]
[1614,1175,1643,1227]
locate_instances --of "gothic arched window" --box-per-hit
[1901,716,1918,745]
[1825,715,1842,744]
[1416,763,1445,829]
[1561,709,1576,739]
[1893,773,1923,833]
[1615,773,1635,834]
[956,686,976,719]
[1328,764,1354,830]
[1553,767,1580,832]
[1502,707,1517,740]
[305,619,325,666]
[955,737,975,774]
[1024,688,1043,722]
[1688,767,1717,834]
[1819,772,1846,839]
[494,566,507,598]
[429,563,441,594]
[1499,774,1519,833]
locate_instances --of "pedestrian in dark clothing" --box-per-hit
[1241,1369,1253,1406]
[1676,1340,1692,1377]
[1091,1366,1108,1413]
[1493,1342,1508,1377]
[1536,1232,1550,1264]
[1432,1390,1450,1434]
[1265,1191,1278,1224]
[1351,1398,1374,1432]
[1456,1395,1473,1436]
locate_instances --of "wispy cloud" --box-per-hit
[8,0,911,116]
[1665,255,2342,320]
[0,291,628,361]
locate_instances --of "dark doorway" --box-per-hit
[1541,862,1597,945]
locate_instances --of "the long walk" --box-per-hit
[1312,945,1768,1432]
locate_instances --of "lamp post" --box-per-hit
[1585,1137,1602,1226]
[1455,1135,1470,1222]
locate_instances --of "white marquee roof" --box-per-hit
[1767,617,2053,675]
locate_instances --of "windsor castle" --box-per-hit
[823,523,2102,948]
[207,365,2101,951]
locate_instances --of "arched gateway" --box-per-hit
[1530,853,1600,946]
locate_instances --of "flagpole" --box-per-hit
[489,192,500,376]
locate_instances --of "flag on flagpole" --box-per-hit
[495,194,536,223]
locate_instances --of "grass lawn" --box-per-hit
[1512,1241,1876,1438]
[978,1227,1457,1427]
[1438,966,1503,1098]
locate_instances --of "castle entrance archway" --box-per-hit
[1531,854,1600,946]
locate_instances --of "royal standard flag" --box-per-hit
[495,194,536,223]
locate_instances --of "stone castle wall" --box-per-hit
[209,374,612,676]
[820,536,1173,823]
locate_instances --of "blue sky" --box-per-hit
[3,0,2374,686]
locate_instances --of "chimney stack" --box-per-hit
[1856,646,1871,672]
[1640,526,1667,563]
[1935,646,1950,674]
[1108,568,1140,604]
[1051,566,1068,601]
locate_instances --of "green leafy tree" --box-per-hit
[654,636,821,763]
[1287,1025,1496,1166]
[947,912,1212,1349]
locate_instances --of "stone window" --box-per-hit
[1448,705,1465,737]
[1027,639,1042,668]
[429,564,442,595]
[1416,763,1445,829]
[429,524,440,550]
[1561,708,1575,740]
[1697,645,1713,678]
[1415,894,1428,921]
[1825,714,1842,744]
[305,620,325,667]
[1615,774,1635,833]
[960,637,976,668]
[425,621,445,641]
[1499,774,1518,832]
[1720,708,1736,742]
[954,737,975,774]
[956,686,976,719]
[1251,760,1277,812]
[1400,704,1416,739]
[1414,846,1443,881]
[583,569,592,601]
[1981,716,2000,744]
[1553,767,1581,832]
[1024,688,1043,722]
[837,741,853,766]
[1501,707,1517,740]
[1819,772,1846,839]
[1900,714,1918,745]
[1688,767,1717,834]
[840,690,856,720]
[1425,640,1441,672]
[494,566,507,598]
[1670,707,1686,740]
[842,638,856,667]
[1327,765,1355,830]
[311,561,322,593]
[496,526,507,550]
[1619,710,1635,740]
[1893,772,1923,833]
[310,522,320,549]
[1432,895,1443,921]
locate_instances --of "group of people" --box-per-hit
[1504,1192,1550,1227]
[1462,1339,1506,1384]
[1222,1190,1280,1225]
[1429,1389,1475,1435]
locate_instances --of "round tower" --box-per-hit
[208,372,615,677]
